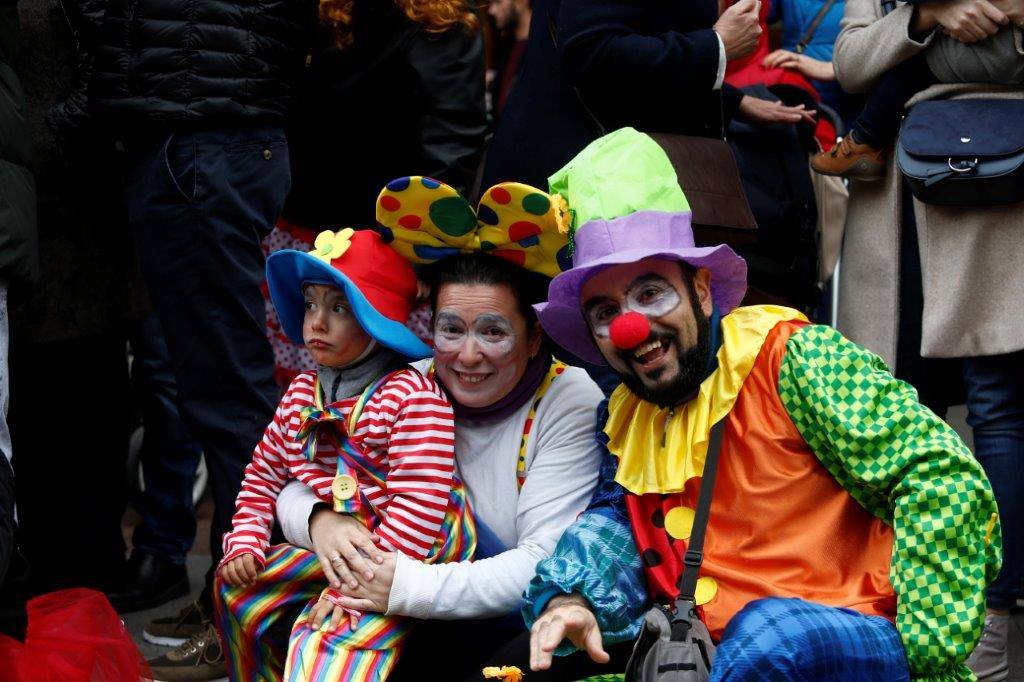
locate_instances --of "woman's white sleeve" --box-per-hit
[276,479,321,550]
[386,371,606,620]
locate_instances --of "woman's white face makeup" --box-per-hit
[434,312,518,357]
[585,274,682,338]
[432,283,537,409]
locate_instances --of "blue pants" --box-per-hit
[710,599,909,681]
[963,350,1024,611]
[130,314,203,566]
[122,124,288,604]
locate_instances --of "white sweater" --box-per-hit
[276,365,604,620]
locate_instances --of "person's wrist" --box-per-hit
[547,593,589,612]
[911,2,939,37]
[308,502,333,537]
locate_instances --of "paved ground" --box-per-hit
[121,406,1024,680]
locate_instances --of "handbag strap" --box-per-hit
[795,0,839,54]
[670,417,727,636]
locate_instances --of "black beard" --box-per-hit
[617,293,712,407]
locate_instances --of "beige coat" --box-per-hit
[833,0,1024,368]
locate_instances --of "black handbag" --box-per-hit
[624,419,726,682]
[896,98,1024,206]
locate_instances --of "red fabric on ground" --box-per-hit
[0,589,150,681]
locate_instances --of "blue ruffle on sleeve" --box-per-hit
[521,404,648,654]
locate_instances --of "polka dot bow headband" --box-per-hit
[374,176,572,278]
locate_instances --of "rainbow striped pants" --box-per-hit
[216,544,411,682]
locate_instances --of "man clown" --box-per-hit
[523,129,1001,681]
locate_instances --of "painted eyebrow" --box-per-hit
[435,310,466,325]
[473,313,513,328]
[583,295,615,313]
[626,274,670,290]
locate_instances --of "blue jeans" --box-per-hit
[963,351,1024,610]
[711,598,909,681]
[130,314,203,566]
[122,124,287,601]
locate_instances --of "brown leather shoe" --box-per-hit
[811,132,886,180]
[148,622,227,681]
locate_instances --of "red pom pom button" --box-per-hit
[609,312,651,350]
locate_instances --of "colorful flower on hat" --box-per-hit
[311,228,355,264]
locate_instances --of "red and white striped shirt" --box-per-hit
[220,368,456,568]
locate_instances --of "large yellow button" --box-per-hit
[665,506,695,540]
[332,474,358,501]
[695,577,718,606]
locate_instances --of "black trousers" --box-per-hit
[121,124,288,606]
[853,55,940,148]
[12,334,132,592]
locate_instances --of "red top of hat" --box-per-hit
[321,230,418,322]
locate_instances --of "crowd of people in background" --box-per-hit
[0,0,1021,679]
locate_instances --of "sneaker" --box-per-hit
[811,132,886,180]
[966,613,1010,682]
[144,600,207,648]
[148,622,228,682]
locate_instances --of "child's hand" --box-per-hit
[218,554,260,586]
[309,592,360,633]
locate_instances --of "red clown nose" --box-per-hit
[609,311,651,350]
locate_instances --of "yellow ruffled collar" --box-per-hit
[604,306,807,496]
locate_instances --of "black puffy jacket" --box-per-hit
[90,0,313,123]
[0,0,38,286]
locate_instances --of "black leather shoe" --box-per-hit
[106,551,189,613]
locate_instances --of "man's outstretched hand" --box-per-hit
[529,594,610,671]
[738,95,817,125]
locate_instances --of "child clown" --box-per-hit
[215,228,475,681]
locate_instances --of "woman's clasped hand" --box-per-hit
[309,507,387,590]
[914,0,1016,41]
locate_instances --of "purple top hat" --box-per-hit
[536,211,747,365]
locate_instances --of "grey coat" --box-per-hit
[833,0,1024,368]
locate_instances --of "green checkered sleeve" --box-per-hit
[777,325,1002,682]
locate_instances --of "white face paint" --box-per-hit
[584,274,682,338]
[433,311,518,358]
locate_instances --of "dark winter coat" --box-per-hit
[0,0,38,286]
[89,0,312,123]
[283,1,487,228]
[15,0,148,344]
[482,0,745,190]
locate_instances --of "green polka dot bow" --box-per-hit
[375,176,572,278]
